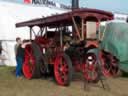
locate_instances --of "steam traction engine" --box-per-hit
[16,8,118,86]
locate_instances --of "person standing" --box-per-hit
[14,37,22,56]
[15,37,22,78]
[15,38,31,78]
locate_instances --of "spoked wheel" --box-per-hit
[110,56,119,76]
[54,53,73,86]
[23,45,36,79]
[23,42,47,79]
[83,52,99,83]
[100,51,119,77]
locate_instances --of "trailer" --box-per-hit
[16,8,117,86]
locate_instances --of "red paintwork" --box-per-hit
[86,41,98,48]
[99,51,119,77]
[54,54,69,86]
[23,45,35,79]
[82,53,98,81]
[35,36,49,45]
[24,0,32,4]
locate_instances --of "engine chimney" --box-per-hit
[72,0,79,9]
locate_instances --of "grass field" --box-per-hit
[0,66,128,96]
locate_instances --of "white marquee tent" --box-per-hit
[0,1,67,66]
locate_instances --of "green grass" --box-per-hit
[0,66,128,96]
[0,66,15,78]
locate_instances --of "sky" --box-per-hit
[53,0,128,14]
[1,0,128,14]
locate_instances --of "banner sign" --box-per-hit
[24,0,71,9]
[32,0,56,6]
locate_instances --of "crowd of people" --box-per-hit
[14,37,31,78]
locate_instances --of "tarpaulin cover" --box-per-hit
[101,22,128,72]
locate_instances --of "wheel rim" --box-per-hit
[54,55,69,86]
[110,56,119,76]
[100,52,113,77]
[23,45,35,79]
[83,53,98,81]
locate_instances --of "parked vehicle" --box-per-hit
[16,8,117,86]
[101,22,128,74]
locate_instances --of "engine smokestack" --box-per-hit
[72,0,79,9]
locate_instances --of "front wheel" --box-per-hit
[54,53,73,86]
[83,52,99,83]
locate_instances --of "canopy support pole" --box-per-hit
[30,27,32,40]
[72,16,81,40]
[81,18,84,40]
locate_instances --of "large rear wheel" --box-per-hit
[23,45,36,79]
[54,53,73,86]
[23,42,47,79]
[100,51,119,77]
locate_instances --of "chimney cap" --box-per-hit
[72,0,79,9]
